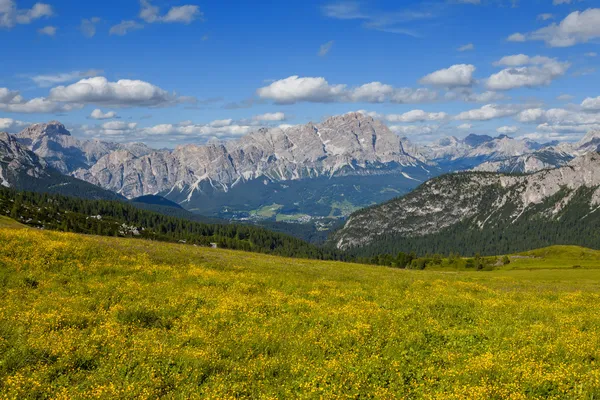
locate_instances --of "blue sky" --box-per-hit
[1,0,600,147]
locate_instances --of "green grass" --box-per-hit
[250,203,283,219]
[504,245,600,270]
[0,216,27,229]
[1,224,600,398]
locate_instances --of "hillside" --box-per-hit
[0,131,124,201]
[333,153,600,256]
[1,226,600,398]
[0,187,340,260]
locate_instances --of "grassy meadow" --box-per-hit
[1,222,600,398]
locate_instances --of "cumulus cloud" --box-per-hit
[496,125,518,134]
[0,0,53,28]
[80,17,100,38]
[140,0,202,24]
[37,25,55,36]
[0,87,20,103]
[90,109,117,120]
[0,97,81,114]
[30,69,103,87]
[48,76,192,107]
[257,76,346,104]
[581,96,600,111]
[318,40,334,57]
[0,118,29,132]
[538,13,554,21]
[419,64,476,88]
[385,110,449,123]
[455,104,521,121]
[512,8,600,47]
[516,108,600,137]
[457,123,473,130]
[252,112,286,122]
[257,76,439,105]
[486,55,570,90]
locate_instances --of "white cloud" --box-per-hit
[445,89,509,103]
[516,8,600,47]
[538,13,554,21]
[48,76,191,107]
[0,97,81,114]
[80,17,100,38]
[252,112,286,122]
[318,40,334,57]
[0,0,53,28]
[455,104,521,121]
[30,70,103,87]
[516,108,600,135]
[0,87,20,103]
[109,20,143,36]
[457,43,474,51]
[553,0,572,5]
[496,125,518,134]
[507,33,526,42]
[257,76,346,104]
[515,108,546,123]
[581,96,600,111]
[385,110,448,123]
[457,123,472,130]
[349,82,395,103]
[537,123,600,133]
[0,118,29,132]
[37,25,55,36]
[585,52,597,57]
[486,55,570,90]
[209,119,233,127]
[102,121,137,131]
[419,64,476,88]
[90,109,117,120]
[140,0,202,24]
[256,76,439,104]
[389,124,440,136]
[390,88,438,103]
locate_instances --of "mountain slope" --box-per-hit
[0,131,123,201]
[333,153,600,256]
[16,121,152,174]
[73,113,435,219]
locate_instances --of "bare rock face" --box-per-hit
[73,112,424,200]
[0,132,49,187]
[334,153,600,250]
[16,121,153,174]
[473,148,574,174]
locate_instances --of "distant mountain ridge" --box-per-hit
[4,115,599,224]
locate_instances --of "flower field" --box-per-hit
[1,224,600,399]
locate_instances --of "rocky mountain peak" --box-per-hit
[16,121,71,140]
[464,134,494,147]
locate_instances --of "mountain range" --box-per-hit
[334,152,600,256]
[2,113,599,227]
